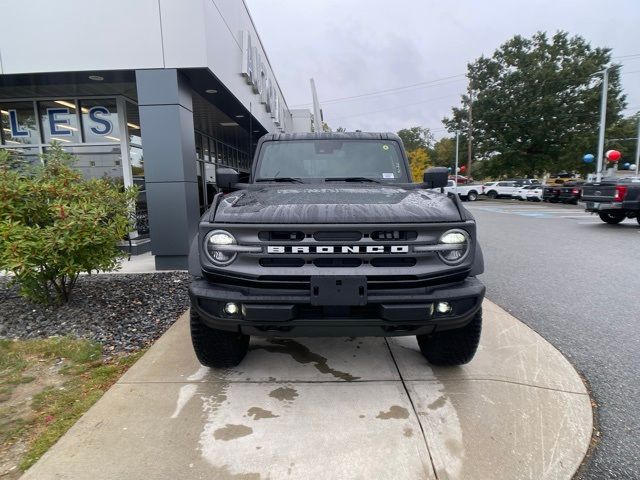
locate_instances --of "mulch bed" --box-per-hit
[0,272,191,356]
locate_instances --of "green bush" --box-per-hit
[0,144,137,304]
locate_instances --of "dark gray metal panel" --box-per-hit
[135,68,200,270]
[138,104,197,183]
[135,69,192,110]
[155,255,189,270]
[146,181,199,255]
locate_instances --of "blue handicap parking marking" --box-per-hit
[468,204,594,221]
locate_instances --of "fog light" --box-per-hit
[224,302,239,315]
[436,302,452,314]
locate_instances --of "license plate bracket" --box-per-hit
[310,276,367,306]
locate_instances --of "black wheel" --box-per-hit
[549,198,559,203]
[598,212,625,225]
[486,191,497,199]
[467,191,478,202]
[190,310,250,368]
[417,308,482,366]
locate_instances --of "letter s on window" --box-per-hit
[89,106,113,135]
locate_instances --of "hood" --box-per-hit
[214,184,462,224]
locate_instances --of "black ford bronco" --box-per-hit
[188,132,485,367]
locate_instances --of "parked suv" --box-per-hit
[188,133,486,368]
[484,181,518,199]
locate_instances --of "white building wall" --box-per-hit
[0,0,294,133]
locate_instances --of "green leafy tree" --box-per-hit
[0,144,137,305]
[397,127,434,152]
[444,31,626,177]
[430,137,457,167]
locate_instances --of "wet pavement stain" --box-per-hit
[376,405,410,420]
[403,427,414,438]
[428,396,447,411]
[252,339,361,381]
[209,465,261,479]
[269,386,299,402]
[213,424,253,441]
[247,407,279,420]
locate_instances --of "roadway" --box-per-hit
[467,199,640,479]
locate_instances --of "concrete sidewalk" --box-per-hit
[22,300,592,480]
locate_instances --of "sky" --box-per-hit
[246,0,640,138]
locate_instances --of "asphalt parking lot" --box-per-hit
[467,199,640,479]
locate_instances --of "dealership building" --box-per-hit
[0,0,311,269]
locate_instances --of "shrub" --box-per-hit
[0,144,137,304]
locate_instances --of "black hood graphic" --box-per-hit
[214,184,462,224]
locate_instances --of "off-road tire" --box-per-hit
[190,310,250,368]
[598,212,625,225]
[416,308,482,366]
[486,191,497,199]
[467,191,478,201]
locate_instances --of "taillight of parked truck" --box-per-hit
[614,186,628,202]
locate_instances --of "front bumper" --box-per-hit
[189,277,485,337]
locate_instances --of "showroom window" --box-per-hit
[38,99,82,144]
[79,99,121,144]
[0,102,40,146]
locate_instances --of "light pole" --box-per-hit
[594,67,610,182]
[593,66,620,182]
[635,114,640,176]
[454,131,460,195]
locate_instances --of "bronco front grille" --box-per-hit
[199,221,476,286]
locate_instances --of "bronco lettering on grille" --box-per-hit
[266,245,409,254]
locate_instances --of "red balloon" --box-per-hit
[606,149,621,162]
[460,165,467,172]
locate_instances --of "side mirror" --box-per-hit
[216,167,240,192]
[423,167,449,189]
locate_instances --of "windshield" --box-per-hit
[255,140,409,182]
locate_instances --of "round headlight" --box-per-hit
[437,229,470,265]
[204,230,237,266]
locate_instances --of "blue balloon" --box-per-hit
[583,154,595,163]
[624,162,631,169]
[447,167,452,172]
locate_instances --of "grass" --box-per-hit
[0,338,144,472]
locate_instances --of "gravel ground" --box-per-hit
[0,272,190,356]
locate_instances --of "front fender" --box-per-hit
[188,234,201,277]
[470,242,484,276]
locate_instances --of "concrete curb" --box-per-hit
[22,300,592,480]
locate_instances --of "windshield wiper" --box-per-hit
[256,177,304,184]
[324,177,381,184]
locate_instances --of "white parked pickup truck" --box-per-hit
[443,180,482,201]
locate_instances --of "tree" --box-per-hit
[397,127,434,152]
[444,31,626,177]
[407,148,431,182]
[430,137,456,168]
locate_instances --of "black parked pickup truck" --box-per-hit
[188,132,485,368]
[581,177,640,224]
[543,182,582,204]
